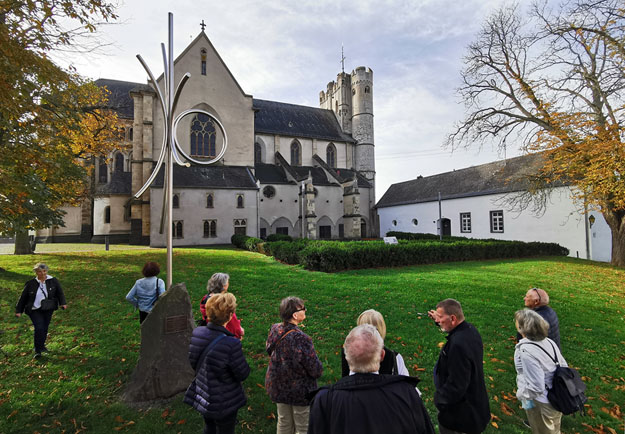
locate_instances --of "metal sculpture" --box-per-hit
[133,13,228,288]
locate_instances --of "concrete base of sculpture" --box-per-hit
[122,282,195,403]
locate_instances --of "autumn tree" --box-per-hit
[447,0,625,266]
[0,1,121,254]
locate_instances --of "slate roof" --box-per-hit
[96,171,132,195]
[376,153,547,208]
[95,78,150,119]
[254,163,372,188]
[152,165,258,189]
[253,99,355,143]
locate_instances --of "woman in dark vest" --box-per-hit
[186,293,250,434]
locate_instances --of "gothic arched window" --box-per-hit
[254,142,262,164]
[190,113,216,158]
[206,193,214,208]
[114,153,124,172]
[173,194,180,209]
[326,143,336,168]
[236,194,244,209]
[365,86,371,94]
[290,141,301,166]
[98,159,108,183]
[201,48,207,76]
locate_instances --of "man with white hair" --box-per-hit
[308,324,434,434]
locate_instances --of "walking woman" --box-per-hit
[125,261,166,324]
[515,308,567,434]
[265,296,323,434]
[186,293,250,434]
[15,263,67,359]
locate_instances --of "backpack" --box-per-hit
[524,341,587,415]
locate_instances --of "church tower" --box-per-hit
[351,66,374,185]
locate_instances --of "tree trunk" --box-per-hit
[602,209,625,267]
[14,229,32,255]
[610,218,625,267]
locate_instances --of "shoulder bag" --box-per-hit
[183,333,227,414]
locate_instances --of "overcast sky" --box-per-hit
[58,0,521,201]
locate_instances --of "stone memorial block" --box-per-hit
[122,282,195,403]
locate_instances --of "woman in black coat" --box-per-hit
[185,292,250,434]
[15,263,67,358]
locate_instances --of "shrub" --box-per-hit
[385,231,468,242]
[266,239,313,264]
[298,239,568,272]
[266,233,293,242]
[245,237,263,252]
[231,234,248,249]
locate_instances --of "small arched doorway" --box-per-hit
[438,218,451,236]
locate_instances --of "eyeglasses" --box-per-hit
[531,288,541,303]
[294,306,307,313]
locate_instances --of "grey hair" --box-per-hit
[207,272,230,294]
[515,309,549,341]
[33,263,49,272]
[344,324,384,373]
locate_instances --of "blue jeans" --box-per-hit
[28,309,54,353]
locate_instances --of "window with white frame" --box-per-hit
[490,210,504,233]
[460,212,472,233]
[234,219,246,236]
[203,220,217,238]
[173,220,184,238]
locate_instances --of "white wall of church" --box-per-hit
[149,188,258,246]
[258,184,302,237]
[152,35,255,168]
[53,206,82,235]
[378,186,609,261]
[93,196,131,236]
[587,210,612,262]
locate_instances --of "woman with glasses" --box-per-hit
[265,296,322,434]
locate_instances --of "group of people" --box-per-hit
[15,262,568,434]
[182,270,567,434]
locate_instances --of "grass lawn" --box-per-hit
[0,247,623,433]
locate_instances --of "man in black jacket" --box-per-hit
[429,299,490,434]
[308,324,434,434]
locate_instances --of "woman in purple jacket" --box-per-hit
[265,296,323,434]
[185,293,250,434]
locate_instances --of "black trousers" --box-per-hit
[27,309,54,353]
[139,311,149,324]
[203,411,237,434]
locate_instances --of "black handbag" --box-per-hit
[38,285,57,311]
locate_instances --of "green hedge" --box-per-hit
[385,231,469,242]
[234,233,568,272]
[265,239,314,263]
[298,239,569,272]
[266,233,293,242]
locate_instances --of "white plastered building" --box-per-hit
[376,154,612,262]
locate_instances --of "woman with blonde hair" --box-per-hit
[186,293,250,434]
[515,308,568,434]
[341,309,409,377]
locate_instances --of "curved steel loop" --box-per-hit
[172,109,228,165]
[134,55,170,199]
[172,73,191,115]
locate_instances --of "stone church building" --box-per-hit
[37,31,377,246]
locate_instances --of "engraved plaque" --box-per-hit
[165,315,187,334]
